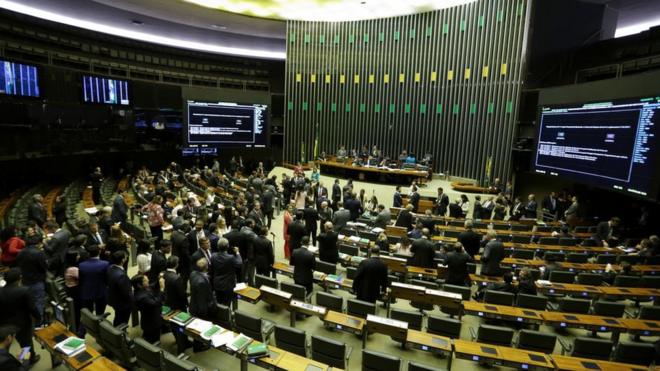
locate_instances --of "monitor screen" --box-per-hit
[186,100,268,148]
[82,75,130,105]
[534,96,660,200]
[0,59,39,97]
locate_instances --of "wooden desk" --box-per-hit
[241,343,283,370]
[235,286,262,304]
[436,225,591,239]
[365,314,408,343]
[273,262,294,277]
[322,310,364,335]
[462,301,543,324]
[470,274,509,287]
[550,354,648,371]
[81,357,126,371]
[35,321,101,370]
[619,318,660,336]
[379,255,408,274]
[598,286,660,300]
[276,350,338,371]
[453,339,554,371]
[540,312,626,335]
[405,329,452,356]
[407,265,443,280]
[632,265,660,275]
[319,160,428,185]
[535,282,603,298]
[258,285,292,310]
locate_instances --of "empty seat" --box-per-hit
[427,315,461,339]
[512,235,531,244]
[281,281,311,301]
[492,224,510,231]
[161,352,199,371]
[574,226,589,233]
[511,249,535,260]
[516,294,548,311]
[512,225,531,232]
[544,252,566,262]
[566,253,589,263]
[134,338,161,371]
[577,273,603,286]
[613,342,655,366]
[569,337,613,360]
[99,321,135,366]
[362,349,402,371]
[472,324,514,346]
[310,335,352,369]
[592,301,625,317]
[316,292,343,312]
[274,325,307,357]
[80,308,104,349]
[617,255,644,265]
[550,270,575,284]
[558,298,591,314]
[216,304,232,329]
[638,305,660,320]
[390,309,422,331]
[642,275,660,289]
[613,275,642,287]
[484,290,515,306]
[539,237,559,245]
[559,238,579,246]
[347,298,376,318]
[596,254,617,264]
[346,266,357,280]
[255,274,278,289]
[316,260,337,275]
[517,329,556,353]
[234,310,274,343]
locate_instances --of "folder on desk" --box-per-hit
[246,343,268,358]
[201,325,224,340]
[161,306,172,316]
[171,312,193,326]
[228,333,252,352]
[55,337,85,356]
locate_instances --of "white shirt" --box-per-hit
[137,252,151,274]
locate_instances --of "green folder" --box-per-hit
[327,274,342,283]
[161,306,172,315]
[247,343,268,357]
[63,338,84,349]
[202,325,222,339]
[173,312,192,323]
[230,334,251,351]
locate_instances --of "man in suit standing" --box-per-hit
[318,201,333,226]
[395,204,414,231]
[596,217,620,246]
[458,219,481,258]
[542,192,558,220]
[79,245,109,314]
[171,224,192,282]
[303,199,319,245]
[434,187,449,216]
[111,189,129,226]
[43,221,71,275]
[352,247,389,303]
[344,193,363,221]
[448,200,463,218]
[211,238,242,306]
[445,242,473,286]
[331,179,341,211]
[481,197,495,220]
[480,230,504,276]
[149,240,171,286]
[189,258,218,321]
[85,221,108,251]
[191,237,213,274]
[509,197,524,221]
[317,222,339,264]
[107,251,133,326]
[287,212,307,251]
[373,205,391,229]
[409,186,420,213]
[132,274,163,344]
[16,237,48,326]
[252,227,274,277]
[0,269,41,366]
[331,202,350,232]
[187,220,210,254]
[290,236,316,295]
[419,209,437,232]
[472,195,483,220]
[393,186,403,208]
[261,187,275,229]
[524,194,538,219]
[410,229,436,268]
[27,194,46,228]
[248,201,267,230]
[164,256,188,311]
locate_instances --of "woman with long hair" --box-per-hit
[0,226,25,267]
[142,195,165,244]
[107,225,130,270]
[283,204,294,259]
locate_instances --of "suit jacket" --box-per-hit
[85,230,109,248]
[517,278,537,295]
[261,190,274,213]
[344,198,362,221]
[164,269,188,311]
[45,228,71,272]
[331,209,350,232]
[472,201,483,220]
[248,210,266,228]
[0,349,24,371]
[596,221,613,242]
[149,251,168,283]
[107,265,133,310]
[0,284,41,330]
[352,257,388,303]
[287,221,306,251]
[317,231,339,264]
[189,271,217,320]
[28,202,46,226]
[445,251,472,285]
[191,249,212,273]
[303,207,319,232]
[510,202,523,221]
[374,210,391,229]
[16,246,48,285]
[448,203,462,218]
[318,208,333,224]
[79,258,110,300]
[419,216,436,232]
[435,193,449,216]
[134,289,162,333]
[410,238,436,268]
[224,229,250,261]
[187,229,210,254]
[211,252,242,291]
[111,195,128,224]
[524,201,537,219]
[290,247,316,287]
[252,236,274,273]
[171,230,191,278]
[409,192,420,212]
[395,210,414,231]
[458,230,482,257]
[331,184,341,203]
[542,196,558,214]
[393,192,403,208]
[480,239,504,276]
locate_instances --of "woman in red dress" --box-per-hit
[283,204,294,260]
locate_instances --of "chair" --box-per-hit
[470,324,514,346]
[516,294,548,310]
[511,249,535,260]
[544,252,566,262]
[558,298,591,314]
[492,223,510,231]
[559,238,579,246]
[613,342,655,366]
[642,275,660,289]
[216,304,232,329]
[596,254,617,264]
[161,352,199,371]
[591,301,625,317]
[427,315,461,339]
[613,275,642,287]
[512,235,531,244]
[346,266,357,280]
[339,244,359,256]
[310,335,352,369]
[409,280,438,311]
[574,226,589,233]
[617,255,644,265]
[549,270,575,284]
[466,263,477,274]
[281,281,311,301]
[440,284,471,316]
[390,309,422,331]
[80,308,104,349]
[444,230,461,239]
[484,290,515,306]
[99,321,135,366]
[563,337,613,360]
[539,237,559,245]
[255,274,278,289]
[362,349,401,371]
[134,338,161,371]
[316,261,337,275]
[316,292,343,312]
[577,273,603,286]
[499,235,513,243]
[638,305,660,320]
[567,253,589,263]
[347,298,376,318]
[517,330,557,353]
[274,325,307,357]
[408,362,444,371]
[234,310,275,343]
[512,224,531,232]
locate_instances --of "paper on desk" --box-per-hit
[234,282,247,292]
[186,318,213,333]
[211,331,235,347]
[84,207,98,214]
[536,280,551,285]
[371,227,385,233]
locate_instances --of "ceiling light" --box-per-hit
[0,0,285,60]
[615,18,660,38]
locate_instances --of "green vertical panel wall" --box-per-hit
[284,0,530,182]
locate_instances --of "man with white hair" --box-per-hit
[458,219,481,258]
[211,238,242,307]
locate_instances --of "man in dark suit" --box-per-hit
[480,230,504,276]
[252,227,274,277]
[331,179,342,211]
[85,221,108,250]
[542,192,558,220]
[79,245,109,314]
[106,251,133,326]
[419,209,437,232]
[303,199,319,245]
[393,186,403,208]
[481,197,495,220]
[290,237,316,294]
[27,194,46,227]
[224,220,248,261]
[458,220,481,258]
[287,212,307,251]
[509,197,524,221]
[191,237,213,273]
[189,258,218,320]
[16,238,48,325]
[344,193,362,221]
[111,189,129,226]
[43,221,71,275]
[187,220,210,254]
[409,186,420,213]
[0,324,32,370]
[163,256,188,311]
[149,240,171,285]
[211,238,242,306]
[331,202,350,232]
[434,187,449,216]
[352,247,389,303]
[0,269,41,366]
[524,194,538,219]
[395,204,414,231]
[261,187,275,229]
[444,242,473,286]
[248,201,267,230]
[596,217,620,246]
[410,229,436,268]
[317,222,339,264]
[472,195,484,220]
[448,200,462,218]
[132,274,163,344]
[373,205,391,229]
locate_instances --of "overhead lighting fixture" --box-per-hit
[0,0,285,60]
[615,18,660,38]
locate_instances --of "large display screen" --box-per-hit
[186,100,267,148]
[82,75,130,105]
[0,59,39,97]
[534,96,660,200]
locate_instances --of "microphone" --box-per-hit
[270,232,276,237]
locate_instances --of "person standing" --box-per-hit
[331,179,341,211]
[211,238,242,307]
[524,194,538,219]
[78,245,109,315]
[189,258,218,321]
[480,230,504,276]
[317,222,339,264]
[149,240,171,286]
[142,195,165,245]
[163,256,188,311]
[132,274,163,344]
[111,188,129,227]
[303,198,319,246]
[331,202,350,232]
[410,229,436,268]
[393,186,403,208]
[444,242,473,286]
[0,269,41,366]
[107,251,133,327]
[1,227,25,268]
[458,219,481,258]
[373,205,391,229]
[252,227,274,277]
[409,186,420,213]
[27,194,46,228]
[352,247,389,303]
[287,212,306,252]
[290,237,316,295]
[434,187,449,216]
[16,238,48,326]
[283,205,293,259]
